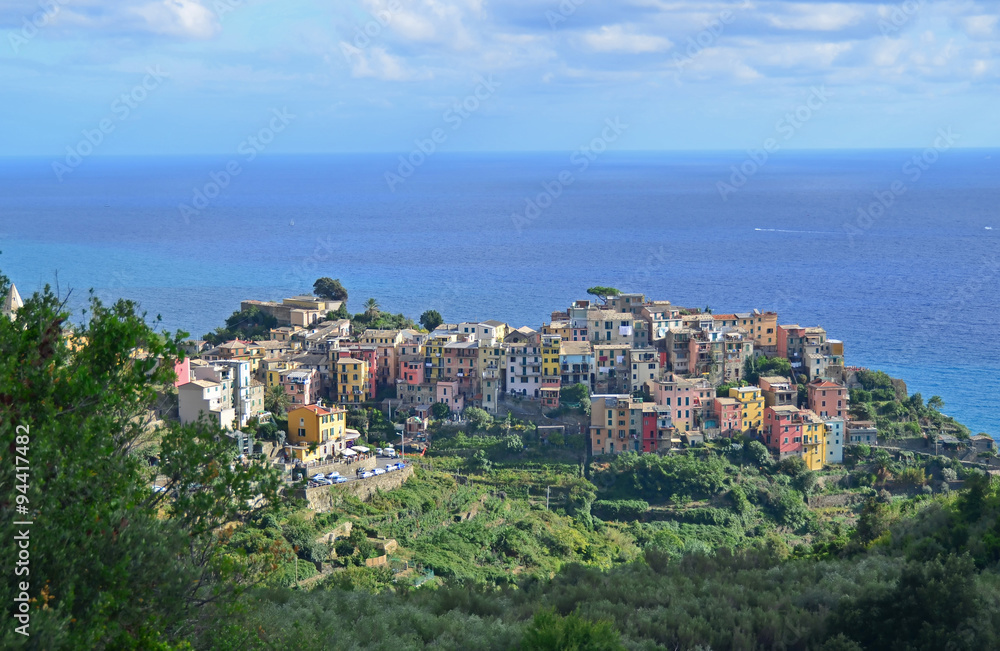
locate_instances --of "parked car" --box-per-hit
[375,448,384,455]
[385,464,396,472]
[327,471,340,478]
[360,471,374,479]
[310,473,325,480]
[373,468,386,476]
[333,476,349,484]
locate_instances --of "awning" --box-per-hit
[340,449,357,457]
[345,429,362,440]
[353,446,370,453]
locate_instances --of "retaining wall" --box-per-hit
[298,464,414,511]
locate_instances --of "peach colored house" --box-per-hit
[436,380,464,413]
[280,368,320,406]
[540,377,561,409]
[649,373,714,433]
[807,379,849,419]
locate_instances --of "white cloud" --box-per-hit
[582,25,673,53]
[765,3,866,31]
[962,15,998,39]
[339,42,431,81]
[130,0,219,39]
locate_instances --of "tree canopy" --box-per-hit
[586,286,621,303]
[0,276,282,648]
[420,309,444,331]
[204,305,278,344]
[313,277,348,302]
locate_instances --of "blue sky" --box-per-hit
[1,0,998,154]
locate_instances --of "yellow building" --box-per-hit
[801,410,826,470]
[729,386,765,433]
[286,403,346,463]
[541,334,561,380]
[541,320,572,340]
[336,357,370,404]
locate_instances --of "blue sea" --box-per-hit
[0,151,997,436]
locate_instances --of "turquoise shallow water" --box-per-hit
[0,151,997,436]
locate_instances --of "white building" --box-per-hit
[178,380,235,430]
[2,283,23,320]
[824,417,844,464]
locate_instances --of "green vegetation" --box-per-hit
[6,270,1000,650]
[0,275,282,649]
[850,370,970,441]
[349,304,417,335]
[204,304,278,344]
[586,286,621,303]
[743,354,793,384]
[313,276,348,302]
[419,309,443,331]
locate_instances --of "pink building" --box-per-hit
[807,379,849,419]
[173,357,191,387]
[281,368,320,406]
[764,405,805,459]
[436,380,464,413]
[399,358,425,385]
[713,397,743,436]
[650,373,714,433]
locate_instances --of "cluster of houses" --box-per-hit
[165,291,880,470]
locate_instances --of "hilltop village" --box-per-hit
[160,284,925,472]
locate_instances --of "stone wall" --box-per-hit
[297,464,414,511]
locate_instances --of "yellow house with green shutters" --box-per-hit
[801,410,827,471]
[336,357,370,404]
[541,334,562,381]
[285,403,347,463]
[729,385,765,434]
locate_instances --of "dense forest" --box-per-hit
[3,274,1000,650]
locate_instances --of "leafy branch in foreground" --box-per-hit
[0,278,282,649]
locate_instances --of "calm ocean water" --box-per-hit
[0,151,997,436]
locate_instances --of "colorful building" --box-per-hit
[285,403,347,463]
[649,374,714,433]
[807,379,849,419]
[589,395,644,455]
[280,368,320,406]
[824,417,844,464]
[541,334,562,381]
[729,385,764,433]
[763,405,804,459]
[641,403,675,453]
[713,397,743,436]
[335,357,371,404]
[800,409,827,470]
